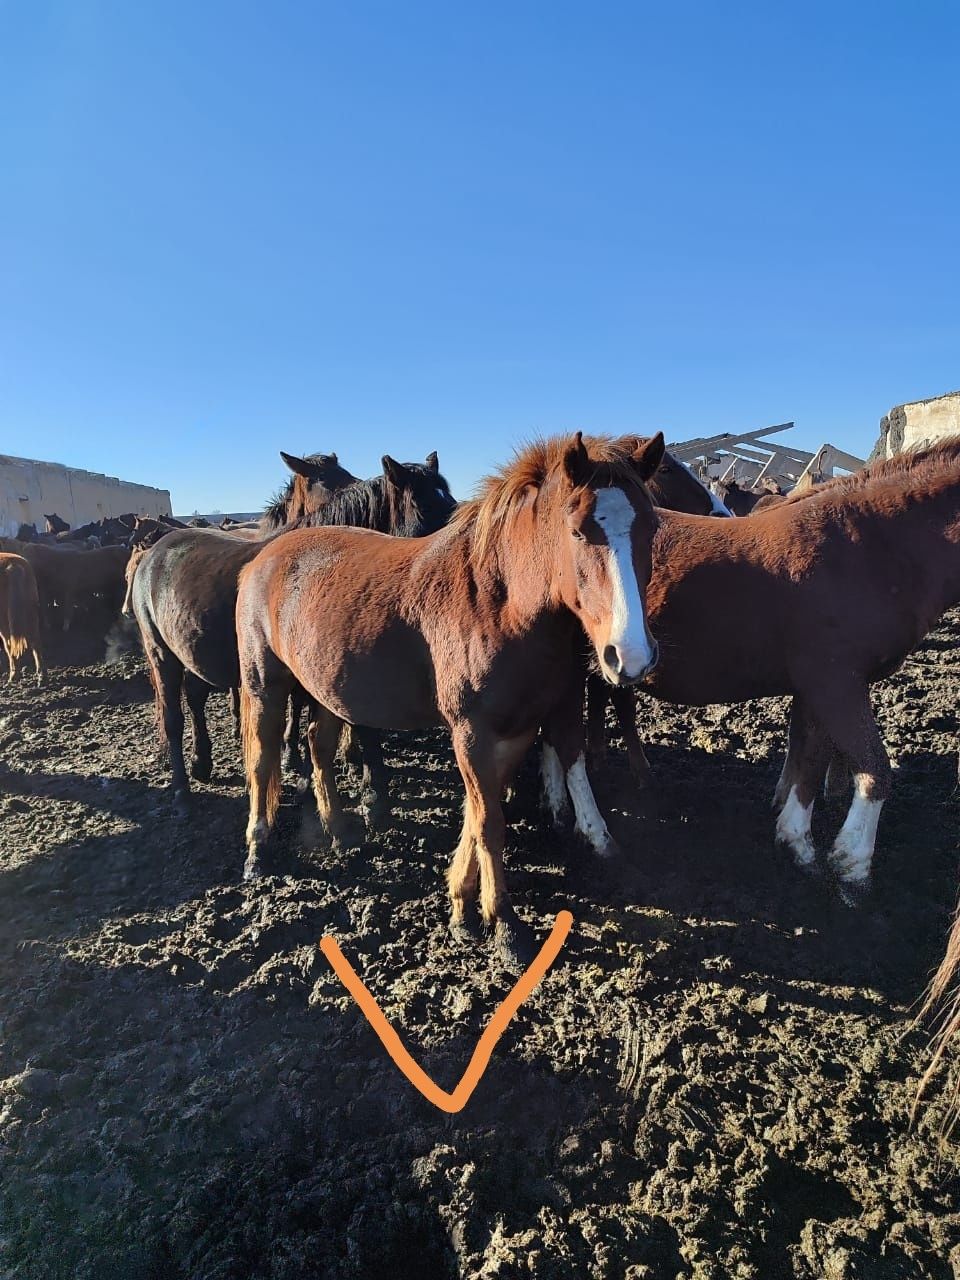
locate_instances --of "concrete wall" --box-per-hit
[871,391,960,460]
[0,455,171,537]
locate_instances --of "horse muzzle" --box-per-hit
[600,639,659,686]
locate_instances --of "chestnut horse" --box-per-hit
[236,432,665,968]
[550,440,960,904]
[0,553,44,683]
[130,454,455,805]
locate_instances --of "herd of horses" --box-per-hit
[3,433,960,1116]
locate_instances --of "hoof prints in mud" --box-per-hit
[2,625,960,1277]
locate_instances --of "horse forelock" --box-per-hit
[450,434,654,565]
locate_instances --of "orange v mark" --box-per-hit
[320,911,574,1113]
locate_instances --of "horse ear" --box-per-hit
[382,455,410,487]
[632,432,666,482]
[426,451,439,473]
[561,431,589,486]
[280,451,317,478]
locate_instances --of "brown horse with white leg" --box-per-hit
[551,439,960,903]
[236,431,665,968]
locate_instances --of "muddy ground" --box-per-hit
[2,614,960,1279]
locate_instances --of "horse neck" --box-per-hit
[476,500,564,622]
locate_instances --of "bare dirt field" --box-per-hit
[2,615,960,1279]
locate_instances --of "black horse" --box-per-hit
[128,452,456,811]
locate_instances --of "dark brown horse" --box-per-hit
[552,441,960,906]
[12,543,130,632]
[260,451,361,531]
[236,432,665,968]
[130,455,456,806]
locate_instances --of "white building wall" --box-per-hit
[0,455,171,537]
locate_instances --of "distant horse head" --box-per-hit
[262,452,360,530]
[380,452,458,535]
[295,452,457,538]
[713,478,761,516]
[648,450,732,516]
[44,513,70,534]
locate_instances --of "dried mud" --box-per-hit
[2,615,960,1278]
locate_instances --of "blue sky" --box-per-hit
[2,1,958,513]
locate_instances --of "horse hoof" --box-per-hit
[492,917,537,973]
[329,813,365,851]
[190,757,213,783]
[361,791,391,832]
[172,789,191,817]
[242,854,263,882]
[449,901,483,946]
[836,876,870,908]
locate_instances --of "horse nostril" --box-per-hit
[603,644,621,673]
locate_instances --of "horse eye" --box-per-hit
[571,527,585,541]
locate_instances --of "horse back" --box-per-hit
[135,529,261,688]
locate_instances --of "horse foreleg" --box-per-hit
[446,807,481,943]
[306,705,359,849]
[773,697,831,871]
[586,676,608,774]
[183,672,214,782]
[824,699,890,902]
[354,727,392,831]
[823,750,850,799]
[542,677,619,859]
[792,680,890,900]
[609,684,654,785]
[451,723,537,970]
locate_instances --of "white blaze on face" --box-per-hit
[593,487,656,682]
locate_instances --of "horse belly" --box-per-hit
[281,619,442,732]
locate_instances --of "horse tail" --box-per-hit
[3,559,35,662]
[240,679,282,826]
[913,902,960,1134]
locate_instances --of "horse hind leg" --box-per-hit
[240,667,290,879]
[283,684,311,778]
[183,672,214,782]
[141,637,191,808]
[306,705,361,850]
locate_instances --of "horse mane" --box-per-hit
[777,435,960,508]
[449,434,651,565]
